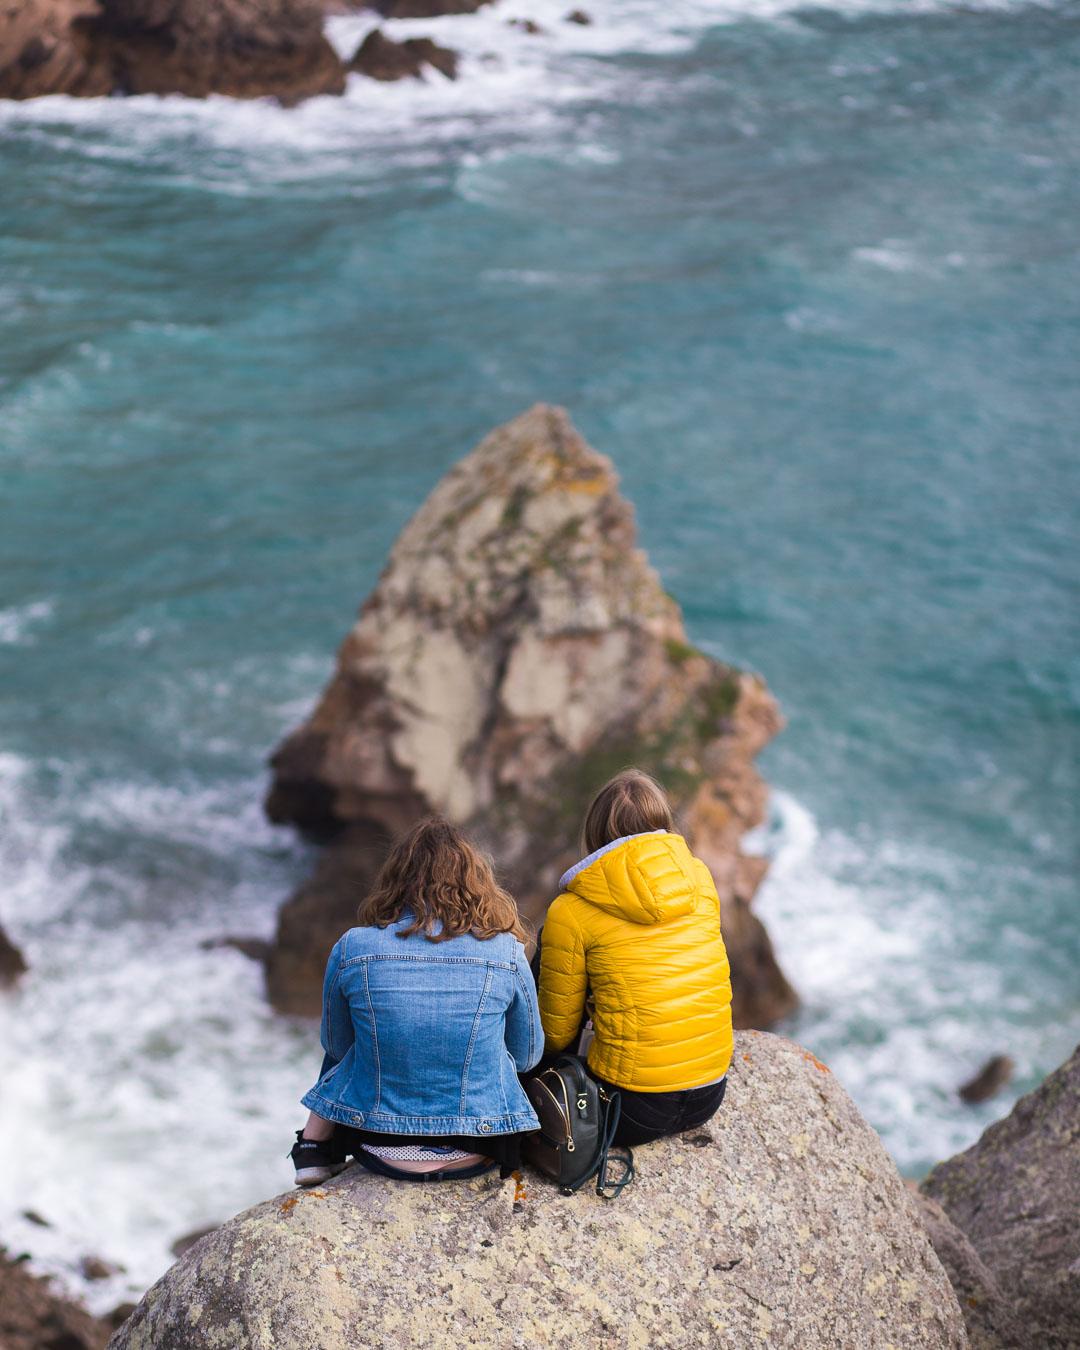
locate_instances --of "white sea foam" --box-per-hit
[0,753,316,1313]
[754,789,1080,1175]
[0,0,1036,186]
[0,599,55,646]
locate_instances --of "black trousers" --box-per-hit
[599,1076,727,1147]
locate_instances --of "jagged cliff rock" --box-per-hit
[0,0,111,99]
[922,1045,1079,1350]
[0,0,345,102]
[370,0,492,17]
[0,1246,111,1350]
[264,405,796,1025]
[109,1033,965,1350]
[0,919,27,986]
[912,1192,1028,1350]
[348,29,457,81]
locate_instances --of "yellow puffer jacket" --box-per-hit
[538,831,733,1092]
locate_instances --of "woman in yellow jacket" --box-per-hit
[537,769,733,1146]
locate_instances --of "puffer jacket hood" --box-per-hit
[540,829,734,1093]
[559,831,697,926]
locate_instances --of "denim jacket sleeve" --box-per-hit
[505,943,544,1073]
[317,936,355,1078]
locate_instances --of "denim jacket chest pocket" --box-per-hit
[301,923,543,1137]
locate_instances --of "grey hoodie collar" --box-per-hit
[558,830,668,890]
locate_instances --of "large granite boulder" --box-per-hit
[264,405,796,1026]
[110,1033,965,1349]
[922,1044,1080,1350]
[0,0,346,102]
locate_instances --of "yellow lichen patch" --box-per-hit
[790,1132,810,1158]
[803,1051,830,1074]
[561,474,609,495]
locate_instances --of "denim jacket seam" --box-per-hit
[460,966,494,1115]
[324,962,339,1061]
[340,953,513,970]
[362,961,382,1112]
[513,962,537,1067]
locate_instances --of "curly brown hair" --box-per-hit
[357,816,529,944]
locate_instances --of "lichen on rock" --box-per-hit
[264,405,796,1027]
[109,1033,967,1350]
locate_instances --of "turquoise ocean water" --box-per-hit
[1,0,1078,1309]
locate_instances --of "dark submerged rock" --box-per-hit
[0,920,27,987]
[349,28,458,81]
[169,1225,220,1258]
[564,7,591,22]
[80,1255,123,1281]
[370,0,492,16]
[958,1054,1014,1104]
[199,935,271,963]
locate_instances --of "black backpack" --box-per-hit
[523,1055,634,1199]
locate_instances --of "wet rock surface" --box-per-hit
[0,0,111,99]
[958,1054,1014,1104]
[0,1245,111,1350]
[923,1044,1080,1350]
[0,918,27,986]
[0,0,346,102]
[349,28,457,81]
[264,405,796,1026]
[110,1033,965,1350]
[369,0,492,17]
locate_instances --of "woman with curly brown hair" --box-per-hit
[290,817,543,1185]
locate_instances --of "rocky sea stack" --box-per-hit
[264,405,796,1027]
[108,1032,966,1349]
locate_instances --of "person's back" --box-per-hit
[538,770,733,1145]
[305,917,541,1136]
[290,816,542,1185]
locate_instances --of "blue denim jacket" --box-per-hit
[301,918,543,1136]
